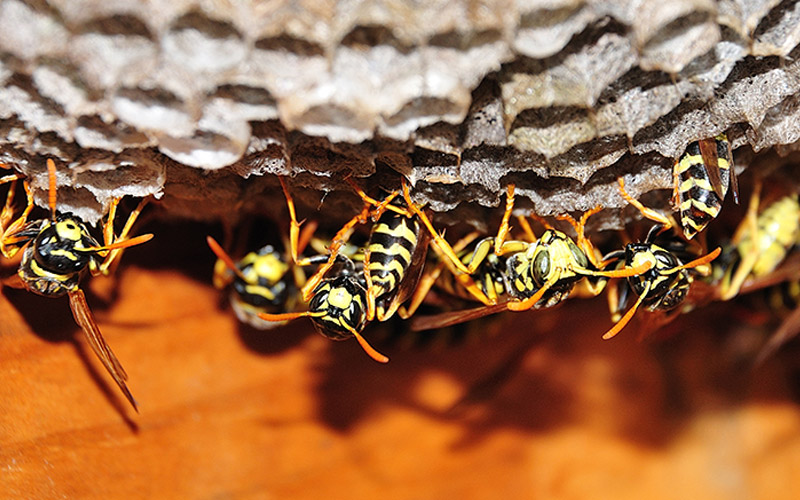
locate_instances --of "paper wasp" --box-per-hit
[206,216,319,330]
[673,134,739,239]
[410,184,652,331]
[258,177,434,363]
[1,159,152,411]
[717,178,800,301]
[600,179,722,340]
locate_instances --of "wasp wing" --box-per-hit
[698,138,726,200]
[68,288,138,411]
[756,305,800,365]
[393,221,432,308]
[411,302,510,331]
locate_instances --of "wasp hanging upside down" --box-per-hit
[0,159,152,411]
[410,184,653,331]
[673,133,739,240]
[717,179,800,302]
[206,214,319,330]
[600,178,722,340]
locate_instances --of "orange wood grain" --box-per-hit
[2,223,800,499]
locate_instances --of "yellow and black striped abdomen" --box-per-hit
[675,135,732,239]
[367,212,419,300]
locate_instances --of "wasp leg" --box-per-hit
[493,184,516,255]
[92,197,151,276]
[279,176,370,300]
[401,179,477,275]
[397,230,482,320]
[0,171,22,186]
[299,206,371,301]
[345,177,409,219]
[618,178,673,233]
[516,214,537,243]
[396,262,445,320]
[1,180,36,259]
[721,179,763,301]
[557,205,604,268]
[426,236,496,306]
[279,176,306,264]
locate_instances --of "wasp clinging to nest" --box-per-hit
[1,159,152,411]
[409,184,653,331]
[206,213,318,331]
[600,178,722,340]
[673,134,739,240]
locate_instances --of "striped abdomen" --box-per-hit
[675,134,732,239]
[367,211,420,313]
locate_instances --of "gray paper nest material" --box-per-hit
[0,0,799,228]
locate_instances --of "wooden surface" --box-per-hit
[2,221,800,500]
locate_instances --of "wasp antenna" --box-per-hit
[602,281,652,340]
[80,233,154,253]
[258,310,322,322]
[669,247,722,274]
[351,329,389,364]
[588,259,655,278]
[506,276,557,312]
[206,236,250,283]
[46,159,57,221]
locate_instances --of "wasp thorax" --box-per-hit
[249,248,286,284]
[627,244,659,272]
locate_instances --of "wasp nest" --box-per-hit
[0,0,799,229]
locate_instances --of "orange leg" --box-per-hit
[618,178,673,232]
[299,205,371,300]
[279,176,305,264]
[401,179,474,275]
[516,215,537,243]
[493,184,516,255]
[557,205,604,268]
[1,180,35,259]
[345,177,409,219]
[92,197,151,276]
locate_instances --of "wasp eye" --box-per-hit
[533,249,550,284]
